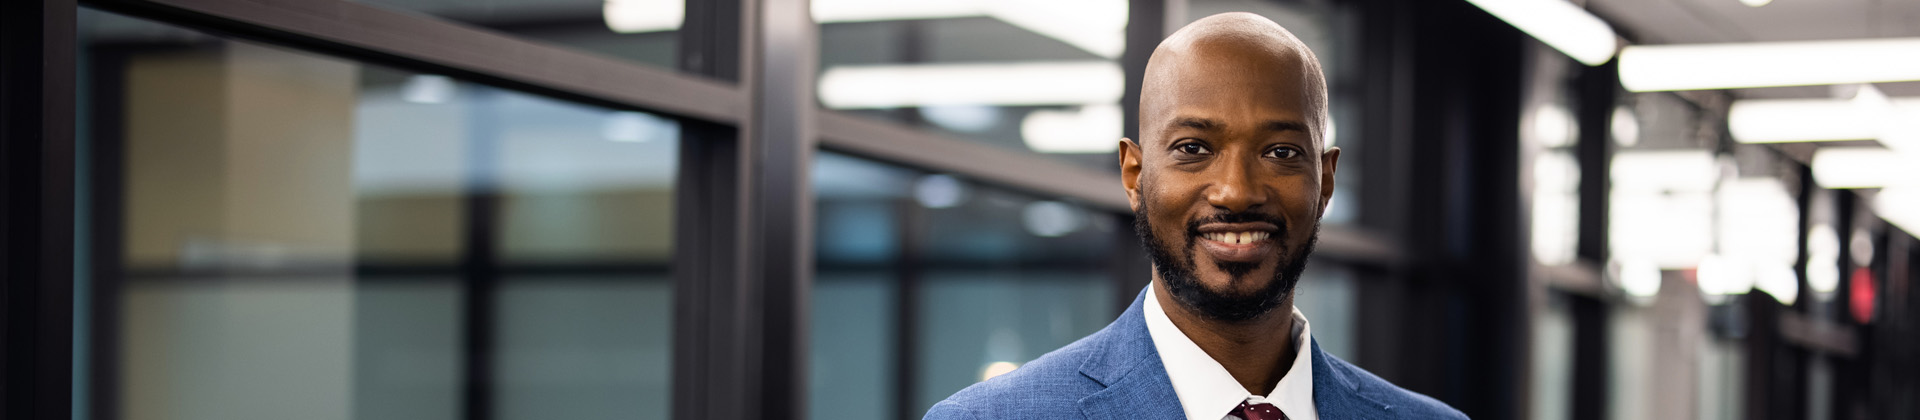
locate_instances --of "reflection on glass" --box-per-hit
[815,1,1129,170]
[79,8,676,420]
[354,0,679,69]
[810,152,1121,420]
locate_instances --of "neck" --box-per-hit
[1153,278,1298,396]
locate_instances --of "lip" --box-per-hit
[1192,222,1279,263]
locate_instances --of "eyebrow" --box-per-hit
[1165,117,1311,135]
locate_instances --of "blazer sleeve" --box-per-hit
[923,400,981,420]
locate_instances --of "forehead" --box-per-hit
[1143,42,1315,142]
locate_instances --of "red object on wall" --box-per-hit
[1850,267,1876,324]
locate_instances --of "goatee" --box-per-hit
[1131,193,1318,323]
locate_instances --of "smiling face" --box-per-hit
[1121,14,1339,323]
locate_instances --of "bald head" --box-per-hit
[1140,12,1330,150]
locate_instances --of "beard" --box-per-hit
[1131,188,1319,323]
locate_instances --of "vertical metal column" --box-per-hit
[892,199,925,419]
[1,1,78,419]
[1398,1,1529,418]
[752,1,817,417]
[459,89,504,420]
[1569,59,1617,420]
[671,0,752,418]
[673,0,815,419]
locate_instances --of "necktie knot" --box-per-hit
[1227,400,1287,420]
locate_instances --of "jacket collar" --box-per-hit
[1077,286,1394,419]
[1077,288,1184,420]
[1308,339,1395,417]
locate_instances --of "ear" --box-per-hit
[1119,138,1144,212]
[1317,146,1341,219]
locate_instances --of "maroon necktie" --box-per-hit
[1226,400,1288,420]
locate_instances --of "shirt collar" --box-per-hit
[1145,287,1319,420]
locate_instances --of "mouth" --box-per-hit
[1192,223,1279,263]
[1199,231,1270,244]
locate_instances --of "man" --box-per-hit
[925,13,1466,420]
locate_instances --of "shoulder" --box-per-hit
[1319,352,1469,419]
[923,328,1113,419]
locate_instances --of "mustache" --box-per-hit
[1184,211,1289,238]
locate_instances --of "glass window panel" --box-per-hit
[495,278,673,420]
[915,272,1115,410]
[78,8,677,420]
[352,0,680,70]
[809,152,1121,419]
[1293,263,1358,360]
[1530,292,1576,420]
[810,153,912,420]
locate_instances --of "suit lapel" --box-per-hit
[1309,339,1394,418]
[1077,288,1185,420]
[1080,289,1398,419]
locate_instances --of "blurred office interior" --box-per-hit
[3,0,1917,419]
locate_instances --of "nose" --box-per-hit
[1205,156,1268,213]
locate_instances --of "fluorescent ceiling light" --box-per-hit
[811,0,1127,58]
[1610,150,1719,193]
[1730,99,1884,143]
[1619,38,1920,92]
[1609,150,1718,269]
[811,0,984,22]
[1465,0,1619,66]
[1810,147,1920,189]
[1717,178,1799,266]
[1610,190,1714,269]
[609,0,1128,57]
[1730,88,1920,143]
[1021,103,1122,153]
[603,0,685,33]
[1877,186,1920,237]
[818,61,1124,109]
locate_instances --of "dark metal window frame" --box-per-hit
[3,2,79,420]
[25,0,1416,419]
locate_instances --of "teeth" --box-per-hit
[1204,231,1269,244]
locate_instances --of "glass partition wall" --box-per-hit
[0,1,1687,420]
[76,9,679,420]
[47,1,1165,419]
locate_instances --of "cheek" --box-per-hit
[1272,181,1323,233]
[1141,186,1192,239]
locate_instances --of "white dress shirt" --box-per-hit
[1145,287,1319,420]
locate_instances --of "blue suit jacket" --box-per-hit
[925,288,1467,419]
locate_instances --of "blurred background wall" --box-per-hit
[4,0,1917,419]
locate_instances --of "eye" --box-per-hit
[1264,147,1300,160]
[1175,142,1212,156]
